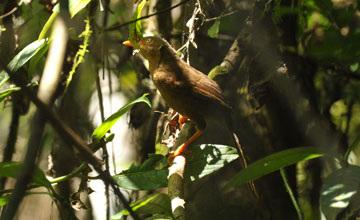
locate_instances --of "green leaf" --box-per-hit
[0,162,52,189]
[28,43,50,77]
[0,196,9,207]
[92,94,151,142]
[320,165,360,220]
[114,144,239,190]
[0,39,47,87]
[114,155,168,190]
[223,147,325,191]
[38,12,58,40]
[115,168,168,190]
[8,39,47,73]
[208,65,228,80]
[0,87,21,103]
[53,0,91,18]
[207,20,220,38]
[0,82,37,103]
[129,0,146,49]
[111,193,173,219]
[350,63,359,72]
[184,144,239,182]
[0,72,8,88]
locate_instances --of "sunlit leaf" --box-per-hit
[185,144,239,182]
[92,94,151,142]
[53,0,91,18]
[208,65,228,80]
[8,39,47,73]
[0,87,21,103]
[223,147,325,191]
[330,99,348,117]
[0,162,52,189]
[0,39,47,88]
[38,13,58,40]
[320,166,360,220]
[129,0,146,49]
[0,72,9,88]
[208,20,220,38]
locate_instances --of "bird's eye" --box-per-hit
[145,38,153,44]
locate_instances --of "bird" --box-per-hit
[123,36,256,195]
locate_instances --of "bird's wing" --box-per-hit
[184,65,231,109]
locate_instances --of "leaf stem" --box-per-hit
[280,168,303,220]
[50,163,87,184]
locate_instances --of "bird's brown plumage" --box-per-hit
[138,36,231,130]
[125,36,257,197]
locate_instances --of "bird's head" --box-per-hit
[123,36,166,61]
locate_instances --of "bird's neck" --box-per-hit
[157,45,184,73]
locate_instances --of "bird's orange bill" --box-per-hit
[122,40,134,47]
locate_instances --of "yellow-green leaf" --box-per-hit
[92,94,151,142]
[208,20,220,38]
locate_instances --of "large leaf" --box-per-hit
[115,168,168,190]
[41,0,91,41]
[129,0,146,49]
[320,165,360,220]
[114,155,168,190]
[223,147,325,191]
[0,39,47,87]
[185,144,239,181]
[114,144,239,190]
[111,193,173,219]
[92,94,151,142]
[0,162,52,189]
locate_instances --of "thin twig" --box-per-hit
[0,7,18,20]
[205,10,240,22]
[105,0,190,31]
[101,3,111,218]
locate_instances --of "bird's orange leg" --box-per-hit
[167,129,203,164]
